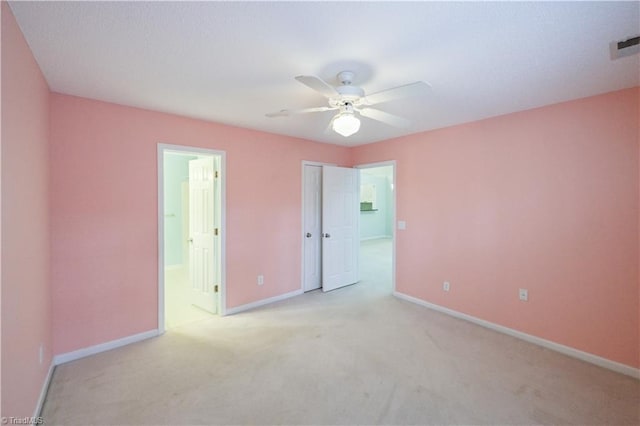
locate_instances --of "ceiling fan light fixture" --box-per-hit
[332,113,360,137]
[267,71,430,138]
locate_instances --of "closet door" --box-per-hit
[322,166,359,292]
[303,165,322,292]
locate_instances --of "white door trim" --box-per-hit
[355,160,397,293]
[300,160,336,292]
[158,143,227,334]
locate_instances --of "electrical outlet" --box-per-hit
[257,275,264,286]
[398,221,406,230]
[443,281,450,292]
[519,288,528,301]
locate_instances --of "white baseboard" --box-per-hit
[33,361,55,418]
[225,289,304,315]
[393,291,640,379]
[53,329,159,366]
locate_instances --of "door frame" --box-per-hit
[355,160,397,293]
[157,143,227,334]
[300,160,335,292]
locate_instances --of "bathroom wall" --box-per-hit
[163,153,195,267]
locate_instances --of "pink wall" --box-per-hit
[2,5,638,416]
[353,88,640,368]
[1,2,52,417]
[50,94,350,354]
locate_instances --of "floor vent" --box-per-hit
[611,35,640,59]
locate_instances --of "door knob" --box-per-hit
[188,238,193,243]
[323,233,331,238]
[306,232,312,238]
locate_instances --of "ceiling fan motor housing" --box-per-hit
[337,70,356,84]
[329,85,365,107]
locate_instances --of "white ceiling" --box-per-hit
[9,1,639,146]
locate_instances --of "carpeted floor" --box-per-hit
[41,239,639,425]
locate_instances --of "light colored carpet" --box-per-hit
[42,239,639,425]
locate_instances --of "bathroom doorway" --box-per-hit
[158,144,226,332]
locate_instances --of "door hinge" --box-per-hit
[214,228,219,236]
[214,284,219,293]
[214,171,219,179]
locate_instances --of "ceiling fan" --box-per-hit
[266,71,431,137]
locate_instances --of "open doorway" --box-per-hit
[357,162,395,294]
[158,144,226,333]
[301,161,394,294]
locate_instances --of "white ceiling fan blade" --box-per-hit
[358,107,411,128]
[323,119,335,135]
[266,106,336,117]
[365,81,431,105]
[295,75,338,98]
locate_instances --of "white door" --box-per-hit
[189,157,218,313]
[322,166,360,292]
[303,165,322,291]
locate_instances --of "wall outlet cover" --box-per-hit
[519,288,528,301]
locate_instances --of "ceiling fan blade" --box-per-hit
[365,81,431,105]
[265,110,290,118]
[295,75,338,98]
[323,119,334,135]
[266,106,336,117]
[358,107,411,128]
